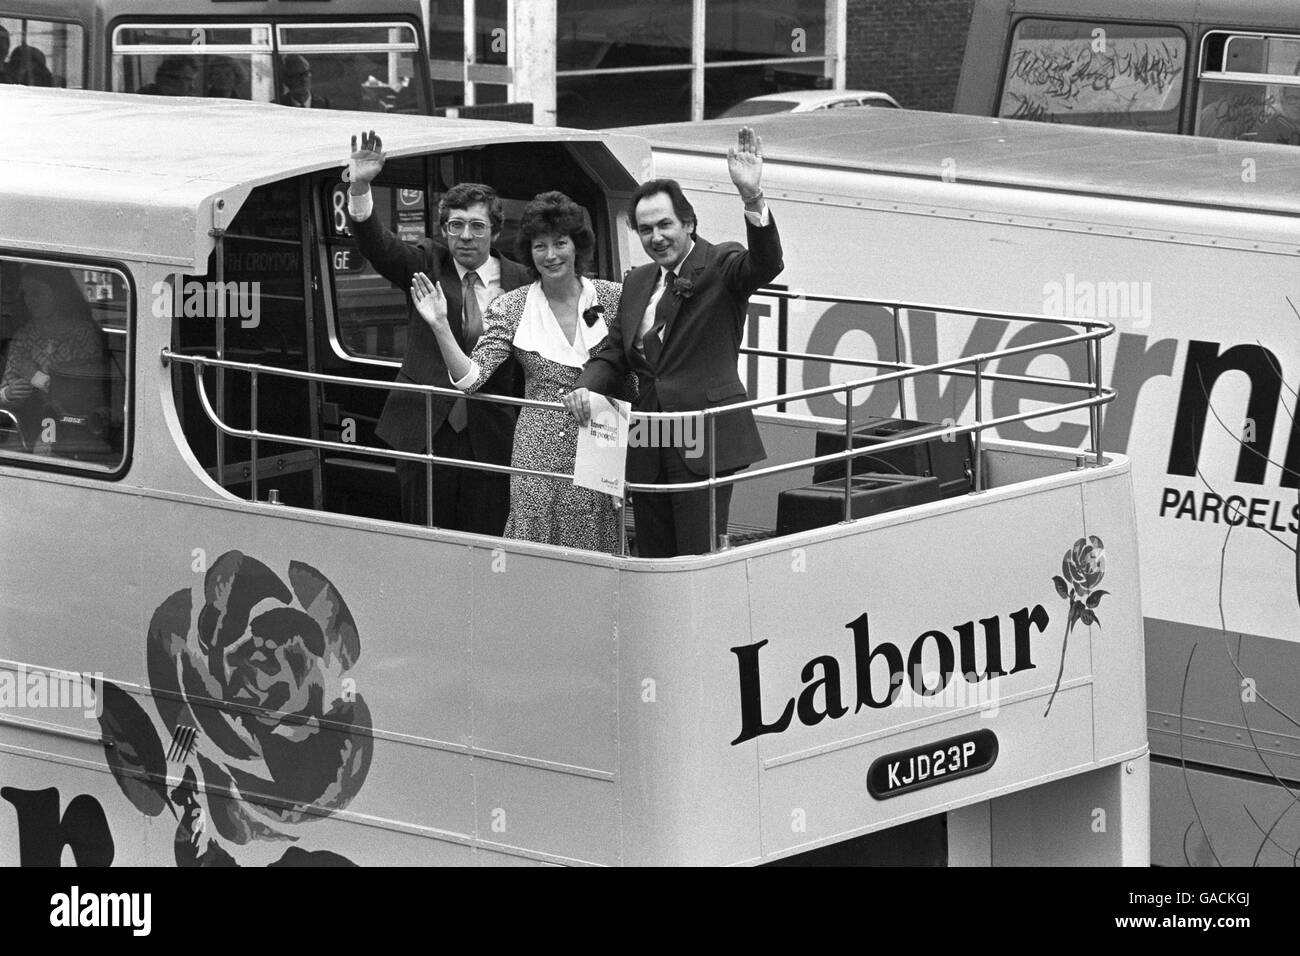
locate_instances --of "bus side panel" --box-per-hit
[0,479,622,865]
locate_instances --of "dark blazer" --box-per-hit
[279,92,333,108]
[577,215,783,480]
[349,211,531,462]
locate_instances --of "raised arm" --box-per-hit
[719,125,784,295]
[345,130,430,288]
[411,273,516,393]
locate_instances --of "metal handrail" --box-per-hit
[162,294,1116,554]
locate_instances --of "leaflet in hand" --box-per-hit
[573,393,630,500]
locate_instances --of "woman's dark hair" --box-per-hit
[627,178,697,236]
[515,191,596,278]
[20,264,93,325]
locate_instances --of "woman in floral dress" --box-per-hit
[411,191,629,553]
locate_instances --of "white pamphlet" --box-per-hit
[573,393,630,500]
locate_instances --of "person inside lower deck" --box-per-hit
[0,265,108,457]
[411,192,632,554]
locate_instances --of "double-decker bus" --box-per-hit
[0,87,1146,866]
[0,0,433,114]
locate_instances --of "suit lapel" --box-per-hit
[434,246,467,348]
[658,238,709,349]
[620,265,657,357]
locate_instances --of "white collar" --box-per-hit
[660,240,696,283]
[452,255,500,286]
[512,277,606,368]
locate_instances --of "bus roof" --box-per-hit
[0,87,649,267]
[2,0,424,18]
[625,110,1300,216]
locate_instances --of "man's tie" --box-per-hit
[642,270,675,367]
[447,271,481,432]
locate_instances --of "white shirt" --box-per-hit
[636,204,770,348]
[349,185,501,316]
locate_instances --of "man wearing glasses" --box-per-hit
[280,55,332,108]
[346,130,530,531]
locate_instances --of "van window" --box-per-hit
[998,19,1186,132]
[0,15,84,88]
[0,258,130,473]
[1196,32,1300,146]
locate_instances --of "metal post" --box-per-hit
[425,391,434,527]
[1091,336,1104,466]
[250,368,259,503]
[843,384,854,523]
[972,359,983,493]
[212,199,227,489]
[708,412,718,554]
[892,306,908,420]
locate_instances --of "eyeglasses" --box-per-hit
[444,219,491,238]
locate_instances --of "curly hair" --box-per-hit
[515,191,596,278]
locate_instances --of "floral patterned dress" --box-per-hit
[460,277,628,553]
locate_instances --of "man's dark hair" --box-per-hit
[438,182,505,234]
[628,178,697,236]
[515,191,595,278]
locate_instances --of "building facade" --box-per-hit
[424,0,972,125]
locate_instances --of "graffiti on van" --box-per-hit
[95,551,373,866]
[1001,39,1184,119]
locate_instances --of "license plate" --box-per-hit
[867,729,999,799]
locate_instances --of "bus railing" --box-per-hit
[161,294,1115,555]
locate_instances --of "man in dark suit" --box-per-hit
[565,127,782,557]
[280,55,332,108]
[346,130,530,531]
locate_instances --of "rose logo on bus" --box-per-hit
[97,551,373,866]
[1044,535,1107,717]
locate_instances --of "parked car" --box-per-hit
[718,89,902,117]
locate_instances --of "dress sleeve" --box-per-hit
[458,292,520,393]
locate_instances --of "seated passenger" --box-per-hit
[139,56,197,97]
[1255,61,1300,146]
[205,56,245,99]
[0,25,9,83]
[0,266,108,456]
[6,45,53,87]
[280,55,332,109]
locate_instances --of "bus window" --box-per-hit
[997,18,1186,132]
[0,258,130,473]
[0,15,83,88]
[112,24,274,100]
[1196,32,1300,146]
[276,23,427,114]
[171,180,317,506]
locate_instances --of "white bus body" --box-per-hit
[637,108,1300,866]
[0,89,1147,866]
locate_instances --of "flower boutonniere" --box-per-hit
[670,274,695,299]
[581,303,605,327]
